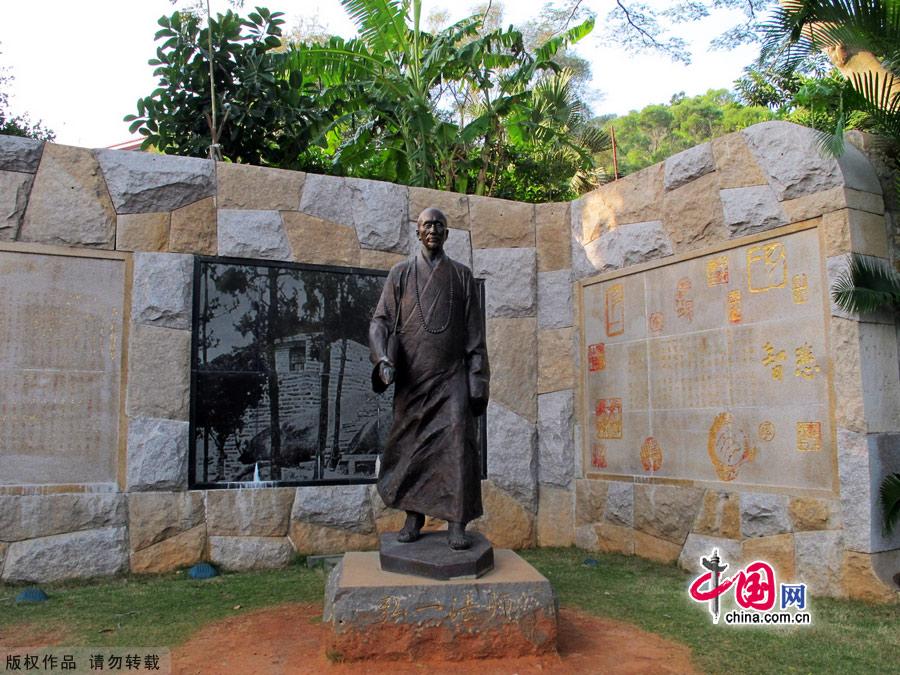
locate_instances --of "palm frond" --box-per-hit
[831,252,900,314]
[880,472,900,536]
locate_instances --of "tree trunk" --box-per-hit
[266,267,282,481]
[330,337,348,470]
[315,338,332,479]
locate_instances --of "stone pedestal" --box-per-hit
[323,549,558,662]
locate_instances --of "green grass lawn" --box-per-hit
[1,548,897,674]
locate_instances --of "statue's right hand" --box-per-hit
[379,362,395,386]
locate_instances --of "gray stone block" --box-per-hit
[605,481,634,527]
[486,401,537,506]
[2,527,128,583]
[586,220,673,272]
[0,493,126,542]
[795,530,845,597]
[132,253,193,329]
[0,135,43,173]
[300,174,409,253]
[678,533,741,576]
[292,484,374,534]
[0,170,33,240]
[207,487,296,536]
[208,535,295,570]
[126,417,189,491]
[126,323,191,420]
[537,389,575,489]
[537,269,573,329]
[721,185,788,236]
[664,143,715,191]
[95,149,215,213]
[472,247,537,318]
[217,209,291,260]
[740,492,791,538]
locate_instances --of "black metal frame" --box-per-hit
[188,255,488,489]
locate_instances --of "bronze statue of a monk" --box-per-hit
[369,207,490,550]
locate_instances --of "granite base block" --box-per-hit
[324,549,558,662]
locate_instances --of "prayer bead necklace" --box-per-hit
[412,258,454,334]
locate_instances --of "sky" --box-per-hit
[0,0,762,148]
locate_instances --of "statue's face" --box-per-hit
[417,216,448,252]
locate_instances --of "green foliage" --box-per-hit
[599,89,774,175]
[125,7,318,167]
[831,252,900,315]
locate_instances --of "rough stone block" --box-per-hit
[283,211,360,267]
[536,485,574,546]
[299,174,408,253]
[538,327,575,393]
[126,323,191,420]
[537,390,575,489]
[473,247,537,318]
[208,535,296,571]
[130,524,206,574]
[823,208,890,258]
[207,487,295,536]
[131,252,193,329]
[292,484,373,534]
[535,202,571,271]
[469,480,534,549]
[692,490,741,540]
[662,172,727,251]
[739,492,791,538]
[830,319,865,431]
[844,187,884,214]
[487,318,537,422]
[0,170,33,240]
[116,212,170,252]
[795,530,845,597]
[788,497,841,532]
[593,521,634,555]
[843,551,900,603]
[289,521,378,554]
[2,527,128,583]
[0,135,44,173]
[127,491,205,551]
[485,401,537,506]
[324,550,557,661]
[575,479,608,526]
[217,209,290,260]
[584,220,673,272]
[369,486,407,534]
[860,323,900,433]
[537,269,573,330]
[217,162,304,210]
[575,523,598,550]
[721,185,788,236]
[409,187,469,229]
[742,533,796,582]
[664,143,715,191]
[711,132,768,189]
[678,533,741,576]
[469,195,534,248]
[358,249,407,271]
[0,493,126,542]
[96,149,216,214]
[169,196,217,255]
[20,143,116,248]
[580,164,664,238]
[126,417,189,491]
[604,481,634,527]
[781,185,846,223]
[633,484,704,545]
[633,530,682,564]
[838,427,873,552]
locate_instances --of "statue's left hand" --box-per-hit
[470,396,487,417]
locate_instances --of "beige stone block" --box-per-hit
[289,521,378,555]
[594,521,634,555]
[859,321,900,433]
[0,542,7,572]
[822,209,852,256]
[844,188,884,215]
[369,486,408,534]
[538,327,575,394]
[359,249,407,271]
[843,551,900,603]
[692,490,741,540]
[823,208,890,257]
[128,491,205,551]
[126,323,191,421]
[634,484,704,545]
[217,162,304,210]
[537,486,574,547]
[0,170,33,240]
[487,318,537,423]
[282,211,360,267]
[782,186,846,223]
[409,187,469,230]
[169,196,216,255]
[575,479,608,527]
[130,524,206,574]
[742,533,796,582]
[788,496,840,531]
[116,212,170,252]
[535,202,571,272]
[633,530,681,564]
[207,487,295,536]
[580,164,664,242]
[469,195,534,249]
[661,171,727,252]
[20,143,116,248]
[469,480,534,549]
[830,317,866,432]
[711,133,769,189]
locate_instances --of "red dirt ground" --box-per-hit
[171,603,698,675]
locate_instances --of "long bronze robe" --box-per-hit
[369,250,489,523]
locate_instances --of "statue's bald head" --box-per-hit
[416,207,449,254]
[416,207,447,228]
